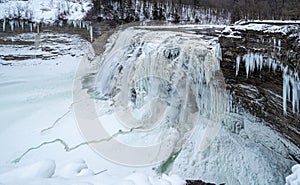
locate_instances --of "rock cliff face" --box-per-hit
[219,23,300,159]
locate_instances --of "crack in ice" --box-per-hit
[40,100,83,133]
[13,127,142,163]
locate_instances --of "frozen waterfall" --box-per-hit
[93,26,227,165]
[86,26,297,185]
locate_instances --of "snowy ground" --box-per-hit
[0,0,92,22]
[0,32,185,185]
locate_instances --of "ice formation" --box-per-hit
[29,22,33,32]
[283,67,300,114]
[235,55,240,76]
[94,26,227,164]
[89,25,93,42]
[236,51,300,115]
[9,20,14,31]
[2,18,5,32]
[241,52,264,78]
[20,20,24,30]
[1,18,93,43]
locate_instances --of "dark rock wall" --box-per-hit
[219,25,300,154]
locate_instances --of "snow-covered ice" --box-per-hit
[0,31,186,185]
[286,164,300,185]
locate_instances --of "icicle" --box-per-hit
[214,43,222,61]
[243,53,250,78]
[291,76,298,113]
[2,18,5,32]
[79,20,82,28]
[283,66,289,115]
[278,39,281,47]
[236,55,240,76]
[272,61,278,73]
[254,54,260,70]
[280,64,284,71]
[15,20,19,28]
[259,55,264,71]
[273,38,276,46]
[29,23,33,32]
[288,71,292,101]
[9,20,14,31]
[73,20,77,28]
[20,20,24,30]
[268,58,273,70]
[89,25,93,42]
[67,20,72,26]
[249,53,255,73]
[59,20,63,27]
[86,22,89,31]
[298,83,300,113]
[37,24,40,33]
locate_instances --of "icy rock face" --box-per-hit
[235,51,300,116]
[220,24,300,150]
[89,25,299,185]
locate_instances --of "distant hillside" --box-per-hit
[87,0,300,24]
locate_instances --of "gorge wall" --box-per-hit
[219,22,300,161]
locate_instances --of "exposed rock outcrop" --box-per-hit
[219,22,300,160]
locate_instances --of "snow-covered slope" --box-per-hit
[0,31,185,185]
[0,0,92,22]
[0,159,185,185]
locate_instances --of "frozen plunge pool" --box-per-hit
[0,26,299,185]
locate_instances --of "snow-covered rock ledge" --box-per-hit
[222,20,300,36]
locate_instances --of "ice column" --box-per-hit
[9,20,14,31]
[291,73,300,113]
[3,18,6,32]
[283,66,289,115]
[89,25,93,42]
[59,20,63,27]
[236,55,240,76]
[282,67,300,115]
[20,20,24,30]
[29,23,33,32]
[236,52,300,115]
